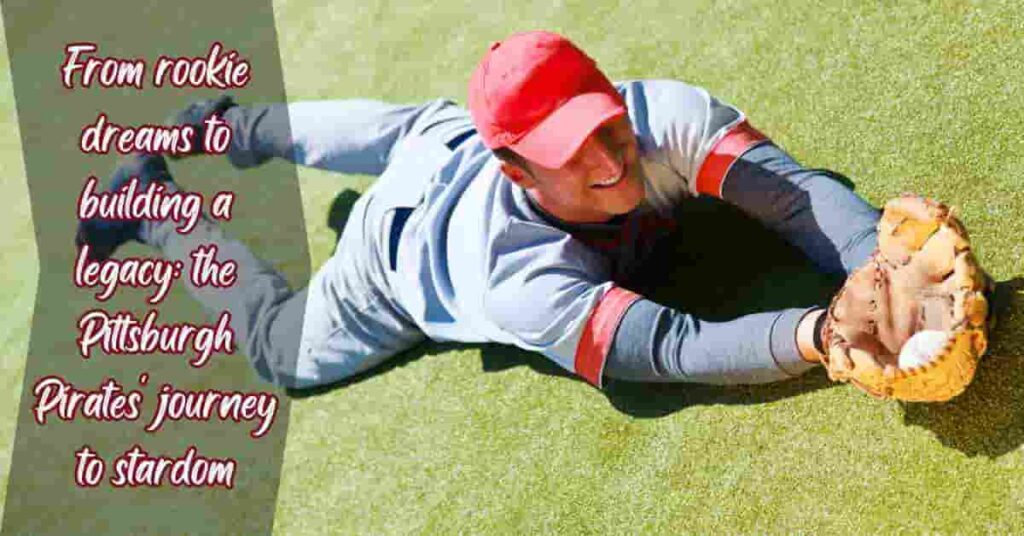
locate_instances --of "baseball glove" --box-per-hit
[821,195,992,402]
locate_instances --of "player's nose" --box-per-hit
[589,136,622,178]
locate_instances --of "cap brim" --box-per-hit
[509,92,626,169]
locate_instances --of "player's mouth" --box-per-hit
[590,163,627,189]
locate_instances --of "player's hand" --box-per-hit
[164,94,236,159]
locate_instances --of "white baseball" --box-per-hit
[898,330,950,369]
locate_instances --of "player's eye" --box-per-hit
[595,127,618,149]
[598,122,631,147]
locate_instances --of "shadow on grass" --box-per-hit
[480,195,846,416]
[901,277,1024,458]
[327,188,363,248]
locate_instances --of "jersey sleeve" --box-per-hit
[720,143,879,274]
[604,298,818,384]
[482,219,641,387]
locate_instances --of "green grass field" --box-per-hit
[4,0,1024,533]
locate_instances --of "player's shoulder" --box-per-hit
[614,79,715,109]
[614,79,726,138]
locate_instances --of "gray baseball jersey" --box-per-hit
[145,79,879,389]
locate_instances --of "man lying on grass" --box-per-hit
[79,30,886,392]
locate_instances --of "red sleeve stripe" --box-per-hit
[695,121,768,198]
[574,286,643,388]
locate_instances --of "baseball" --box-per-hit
[898,330,950,369]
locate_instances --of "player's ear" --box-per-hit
[499,161,537,188]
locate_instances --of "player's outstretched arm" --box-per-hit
[483,224,826,388]
[627,80,878,275]
[603,298,822,384]
[716,140,880,276]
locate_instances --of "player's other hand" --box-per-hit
[164,94,236,159]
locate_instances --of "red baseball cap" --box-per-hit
[468,31,626,169]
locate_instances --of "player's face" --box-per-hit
[514,116,646,223]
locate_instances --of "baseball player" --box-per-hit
[79,30,885,391]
